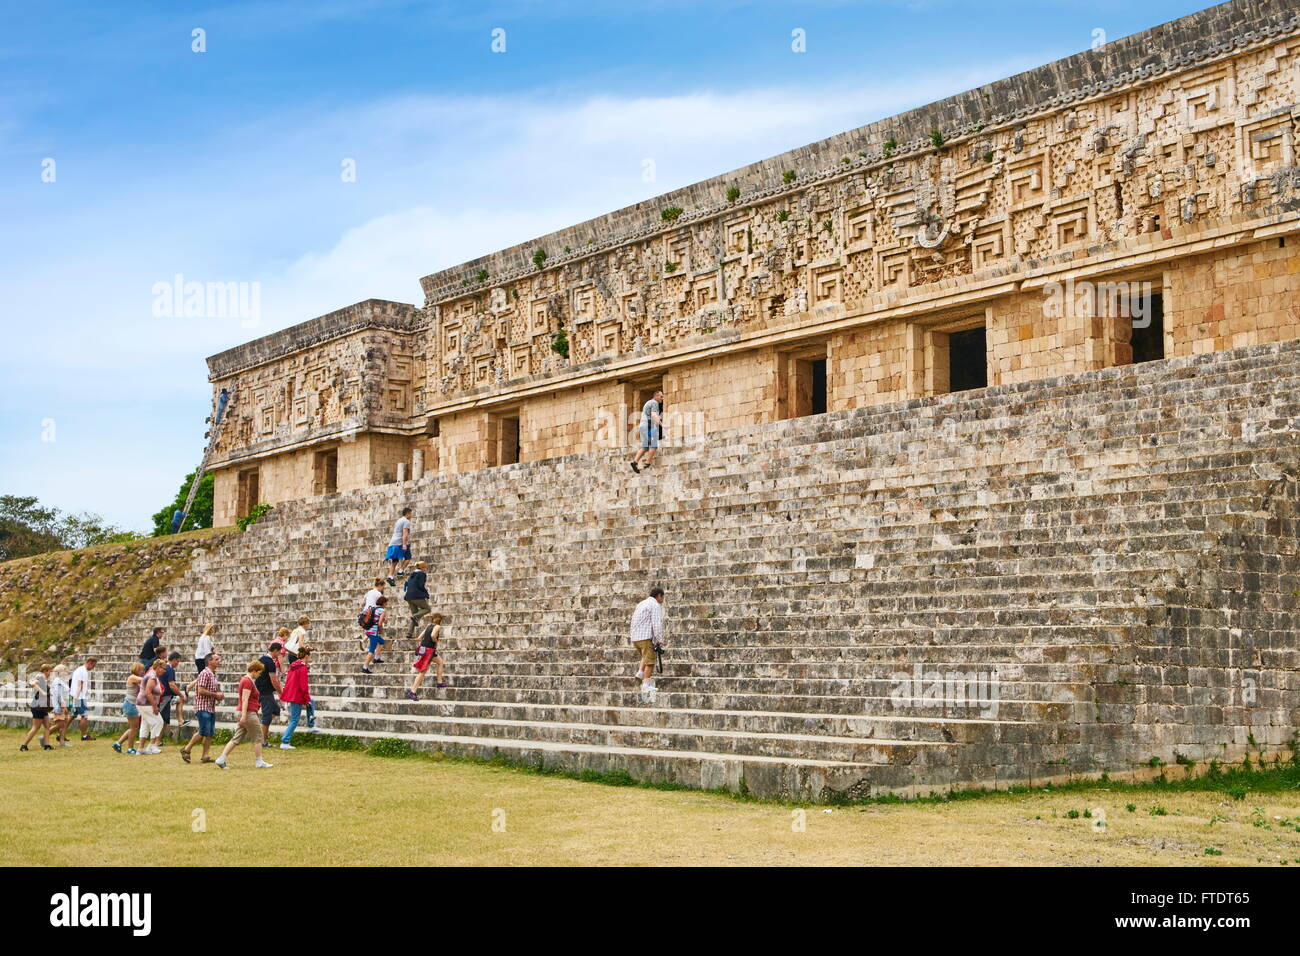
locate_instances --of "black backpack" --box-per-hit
[358,606,378,630]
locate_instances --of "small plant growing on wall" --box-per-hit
[983,149,995,163]
[532,248,548,270]
[726,186,740,202]
[550,329,569,358]
[776,209,790,222]
[882,138,897,158]
[665,261,679,273]
[782,170,796,183]
[475,269,489,283]
[660,206,683,221]
[822,219,833,233]
[237,503,272,532]
[930,129,945,147]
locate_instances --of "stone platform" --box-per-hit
[6,340,1299,798]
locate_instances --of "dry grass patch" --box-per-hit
[1,729,1298,866]
[0,527,233,672]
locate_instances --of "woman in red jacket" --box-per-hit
[279,646,313,750]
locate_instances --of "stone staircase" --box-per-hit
[5,340,1300,799]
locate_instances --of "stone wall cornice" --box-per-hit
[205,299,422,380]
[416,0,1300,307]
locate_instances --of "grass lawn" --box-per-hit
[2,728,1299,866]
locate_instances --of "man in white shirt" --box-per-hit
[629,587,666,703]
[69,657,97,741]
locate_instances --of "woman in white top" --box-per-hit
[50,664,72,747]
[194,624,216,675]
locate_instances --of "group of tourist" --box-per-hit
[361,507,448,696]
[18,507,665,766]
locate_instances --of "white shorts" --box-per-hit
[139,707,164,739]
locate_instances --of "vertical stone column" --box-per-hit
[412,448,425,481]
[396,462,408,483]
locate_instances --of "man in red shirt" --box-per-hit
[214,660,272,770]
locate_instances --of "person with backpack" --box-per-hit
[360,596,387,674]
[403,560,431,640]
[279,646,314,749]
[406,615,447,699]
[20,664,55,751]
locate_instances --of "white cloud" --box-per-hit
[2,55,1042,529]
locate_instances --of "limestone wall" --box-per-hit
[203,0,1300,509]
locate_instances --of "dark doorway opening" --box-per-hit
[1130,292,1165,364]
[947,326,988,393]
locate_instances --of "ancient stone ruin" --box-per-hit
[7,0,1297,798]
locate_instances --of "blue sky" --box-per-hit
[0,0,1211,531]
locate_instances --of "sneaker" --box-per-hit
[18,745,28,751]
[386,576,396,587]
[112,742,122,753]
[59,742,72,748]
[143,746,161,755]
[82,734,96,741]
[41,744,53,750]
[255,760,274,769]
[308,726,322,734]
[127,748,139,755]
[214,756,227,770]
[435,682,448,688]
[631,462,640,473]
[180,749,192,763]
[406,690,418,701]
[373,657,385,664]
[361,666,371,674]
[279,743,295,750]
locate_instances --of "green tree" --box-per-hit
[151,471,215,536]
[0,495,136,561]
[0,495,63,560]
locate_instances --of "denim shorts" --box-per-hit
[385,544,411,561]
[196,710,216,737]
[639,425,660,449]
[122,699,139,719]
[71,700,89,717]
[368,633,386,654]
[260,697,281,725]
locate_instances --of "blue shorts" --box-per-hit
[385,545,410,561]
[71,700,89,717]
[122,700,139,719]
[196,711,216,737]
[639,425,659,449]
[368,633,386,654]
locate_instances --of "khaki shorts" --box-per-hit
[228,715,264,748]
[634,640,656,675]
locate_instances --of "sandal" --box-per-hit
[201,757,215,763]
[180,749,192,764]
